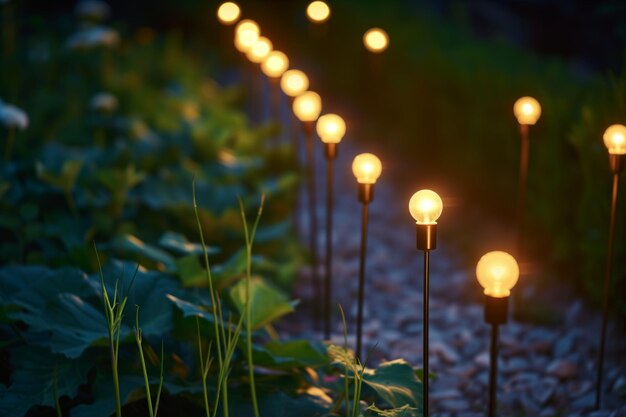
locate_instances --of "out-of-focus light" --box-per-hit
[316,114,346,144]
[261,50,289,78]
[234,19,259,53]
[217,2,241,25]
[352,153,382,184]
[247,36,272,64]
[363,28,389,53]
[293,91,322,122]
[603,124,626,155]
[281,69,309,97]
[409,190,443,225]
[513,96,541,125]
[306,1,331,23]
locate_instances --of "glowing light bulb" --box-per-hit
[363,28,389,53]
[352,153,382,184]
[281,70,309,98]
[513,96,541,125]
[261,50,289,78]
[293,91,322,122]
[306,1,330,23]
[409,190,443,225]
[316,114,346,144]
[234,19,259,53]
[476,251,519,298]
[603,124,626,155]
[217,2,241,25]
[246,36,272,64]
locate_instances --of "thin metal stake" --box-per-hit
[305,125,321,330]
[324,157,335,340]
[595,172,620,409]
[423,250,430,417]
[488,323,500,417]
[356,202,369,359]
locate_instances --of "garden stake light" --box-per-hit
[316,113,346,340]
[234,20,260,120]
[476,251,520,417]
[293,91,323,329]
[306,1,331,24]
[512,95,541,316]
[352,152,382,358]
[261,50,289,123]
[217,2,241,26]
[363,28,389,53]
[408,189,443,417]
[595,123,626,409]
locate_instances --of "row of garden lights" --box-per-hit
[217,2,626,415]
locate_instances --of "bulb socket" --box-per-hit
[609,154,625,174]
[416,223,437,251]
[324,143,338,160]
[358,183,374,204]
[484,294,509,325]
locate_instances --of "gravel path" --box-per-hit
[279,134,626,416]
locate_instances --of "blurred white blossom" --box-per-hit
[75,0,110,21]
[90,92,118,112]
[0,101,29,130]
[66,25,119,50]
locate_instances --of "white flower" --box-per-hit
[75,0,110,21]
[90,92,118,112]
[0,102,29,130]
[66,25,119,50]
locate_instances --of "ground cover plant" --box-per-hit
[0,3,426,416]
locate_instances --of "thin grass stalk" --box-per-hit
[338,305,350,417]
[136,306,155,417]
[153,342,164,417]
[196,317,212,417]
[238,195,265,417]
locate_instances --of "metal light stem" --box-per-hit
[356,201,369,360]
[488,323,500,417]
[423,249,430,417]
[595,171,621,409]
[304,121,321,330]
[514,123,529,316]
[269,77,280,125]
[323,146,336,340]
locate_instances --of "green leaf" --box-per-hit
[159,231,219,256]
[0,346,94,417]
[36,160,83,193]
[229,276,296,330]
[253,339,329,369]
[111,234,176,272]
[96,164,146,193]
[361,360,423,409]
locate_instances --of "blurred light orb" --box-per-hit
[293,91,322,122]
[306,1,331,23]
[317,114,346,144]
[261,50,289,78]
[217,2,241,25]
[603,124,626,155]
[513,96,541,125]
[352,153,382,184]
[281,70,309,97]
[234,19,260,52]
[409,190,443,224]
[363,28,389,53]
[247,36,273,63]
[476,251,520,298]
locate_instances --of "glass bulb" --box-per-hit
[246,36,272,64]
[476,251,519,298]
[217,2,241,25]
[513,96,541,125]
[316,114,346,144]
[293,91,322,122]
[603,124,626,155]
[352,153,382,184]
[306,1,331,23]
[261,50,289,78]
[363,28,389,53]
[234,19,259,53]
[409,189,443,224]
[281,70,309,97]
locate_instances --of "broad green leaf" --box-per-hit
[111,234,176,272]
[362,360,423,409]
[252,339,329,369]
[0,346,94,417]
[229,276,296,329]
[175,254,207,287]
[36,160,83,193]
[166,293,216,324]
[159,231,219,256]
[97,164,146,193]
[229,391,330,417]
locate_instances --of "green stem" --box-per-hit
[197,318,211,417]
[136,308,155,417]
[5,127,14,161]
[110,333,122,417]
[245,243,259,417]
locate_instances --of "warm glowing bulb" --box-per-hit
[363,28,389,53]
[316,114,346,144]
[217,2,241,25]
[293,91,322,122]
[476,251,519,298]
[261,50,289,78]
[603,124,626,155]
[234,19,259,53]
[306,1,330,23]
[246,36,272,63]
[281,69,309,97]
[409,189,443,224]
[513,96,541,125]
[352,153,382,184]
